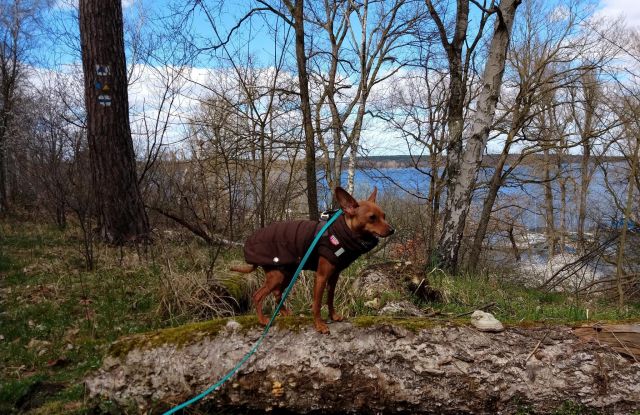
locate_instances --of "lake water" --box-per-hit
[318,163,629,232]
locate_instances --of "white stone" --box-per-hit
[470,310,504,332]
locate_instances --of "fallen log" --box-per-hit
[85,316,640,414]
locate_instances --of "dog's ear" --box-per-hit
[367,187,378,203]
[335,187,359,215]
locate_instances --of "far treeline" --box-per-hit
[354,154,629,170]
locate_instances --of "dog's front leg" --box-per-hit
[313,257,335,334]
[327,271,343,322]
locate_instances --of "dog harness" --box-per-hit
[243,214,378,271]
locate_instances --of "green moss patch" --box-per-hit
[108,315,259,358]
[351,315,455,332]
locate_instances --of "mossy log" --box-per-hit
[85,316,640,414]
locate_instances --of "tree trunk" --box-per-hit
[286,0,319,220]
[543,147,556,259]
[558,163,567,254]
[467,117,521,270]
[86,317,640,414]
[615,134,639,309]
[577,142,590,252]
[437,0,521,272]
[0,41,16,215]
[0,120,7,214]
[576,71,598,253]
[347,109,366,194]
[79,0,150,244]
[425,156,442,258]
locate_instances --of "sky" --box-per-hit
[36,0,640,157]
[596,0,640,27]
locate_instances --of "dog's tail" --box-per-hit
[230,263,257,273]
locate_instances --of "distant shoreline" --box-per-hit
[345,154,627,170]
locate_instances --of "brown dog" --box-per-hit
[231,187,394,334]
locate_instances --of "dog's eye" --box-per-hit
[369,214,377,222]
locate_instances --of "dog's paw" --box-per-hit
[258,316,269,326]
[330,313,344,322]
[314,321,330,334]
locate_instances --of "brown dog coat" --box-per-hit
[243,215,378,272]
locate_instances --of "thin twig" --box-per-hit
[526,329,550,361]
[455,302,497,318]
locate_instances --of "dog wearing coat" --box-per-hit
[232,187,394,334]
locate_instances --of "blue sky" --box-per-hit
[35,0,640,156]
[41,0,640,68]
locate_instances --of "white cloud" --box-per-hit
[597,0,640,28]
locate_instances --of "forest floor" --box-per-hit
[1,219,639,414]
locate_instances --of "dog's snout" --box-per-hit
[388,226,395,236]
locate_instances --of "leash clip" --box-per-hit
[320,209,340,221]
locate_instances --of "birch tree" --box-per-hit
[430,0,521,272]
[319,0,416,195]
[466,0,605,268]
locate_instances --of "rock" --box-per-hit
[353,262,442,303]
[352,268,400,298]
[470,310,504,332]
[85,317,640,414]
[225,320,242,332]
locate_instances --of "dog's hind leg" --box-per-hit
[273,269,294,316]
[252,268,285,325]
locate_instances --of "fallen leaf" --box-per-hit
[27,339,51,350]
[63,327,80,342]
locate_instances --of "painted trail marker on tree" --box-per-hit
[95,65,112,106]
[95,64,110,76]
[98,95,111,107]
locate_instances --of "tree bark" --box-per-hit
[86,317,640,414]
[0,0,21,214]
[0,111,9,214]
[543,147,556,258]
[576,72,598,253]
[79,0,150,244]
[467,101,525,269]
[436,0,521,272]
[284,0,319,220]
[615,133,639,309]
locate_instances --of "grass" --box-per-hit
[0,221,189,414]
[1,219,639,414]
[426,270,640,324]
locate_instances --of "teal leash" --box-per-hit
[163,209,343,415]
